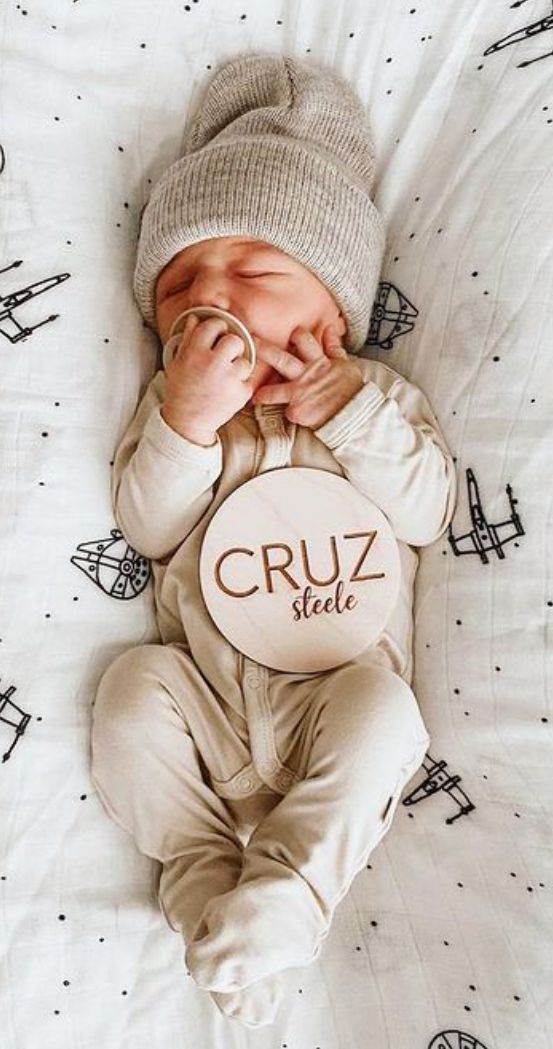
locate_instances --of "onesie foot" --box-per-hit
[185,874,326,992]
[210,970,285,1027]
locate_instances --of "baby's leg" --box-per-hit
[91,643,244,941]
[186,662,430,992]
[91,643,287,1026]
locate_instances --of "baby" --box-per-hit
[156,234,360,443]
[91,53,457,1029]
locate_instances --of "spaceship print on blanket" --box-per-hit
[166,307,401,673]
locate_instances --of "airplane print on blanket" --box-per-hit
[484,0,553,69]
[364,281,419,352]
[428,1032,490,1049]
[0,682,31,763]
[403,751,476,825]
[448,469,525,563]
[0,260,70,344]
[70,530,151,600]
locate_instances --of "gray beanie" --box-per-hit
[133,52,385,353]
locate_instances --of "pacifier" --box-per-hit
[163,306,257,377]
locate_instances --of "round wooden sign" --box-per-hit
[199,467,401,672]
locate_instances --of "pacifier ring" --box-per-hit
[165,306,257,376]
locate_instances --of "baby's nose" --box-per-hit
[186,270,233,301]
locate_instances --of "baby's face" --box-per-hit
[154,236,347,398]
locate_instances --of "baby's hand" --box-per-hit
[162,315,254,445]
[252,324,363,429]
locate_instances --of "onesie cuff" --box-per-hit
[314,379,386,450]
[143,405,223,470]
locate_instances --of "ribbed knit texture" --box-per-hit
[133,52,386,353]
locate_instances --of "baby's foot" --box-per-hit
[210,971,285,1027]
[185,874,327,992]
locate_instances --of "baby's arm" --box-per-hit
[112,370,222,560]
[314,358,457,547]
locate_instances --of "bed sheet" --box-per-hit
[1,1,552,1047]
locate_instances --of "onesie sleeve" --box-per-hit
[111,370,223,560]
[314,357,457,547]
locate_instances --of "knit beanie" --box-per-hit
[133,52,385,353]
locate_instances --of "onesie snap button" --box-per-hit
[260,758,279,774]
[276,771,293,789]
[245,673,261,688]
[237,775,253,791]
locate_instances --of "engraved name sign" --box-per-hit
[199,467,401,672]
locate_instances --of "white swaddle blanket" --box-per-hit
[1,1,551,1047]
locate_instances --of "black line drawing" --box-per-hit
[428,1031,489,1049]
[0,144,5,175]
[403,751,475,824]
[0,261,70,344]
[70,529,151,599]
[364,281,419,351]
[0,683,31,762]
[484,0,553,68]
[448,468,524,563]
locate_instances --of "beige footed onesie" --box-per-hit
[91,352,457,1026]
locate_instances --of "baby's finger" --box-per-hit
[253,380,294,405]
[253,338,304,379]
[233,355,256,381]
[323,324,348,358]
[189,317,230,351]
[183,314,200,337]
[172,314,201,359]
[289,326,323,362]
[216,332,247,363]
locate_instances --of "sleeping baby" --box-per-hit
[91,52,457,1029]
